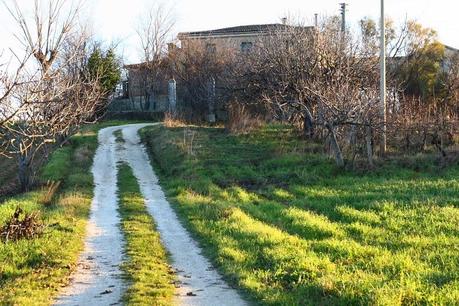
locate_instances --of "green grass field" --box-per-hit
[140,124,459,306]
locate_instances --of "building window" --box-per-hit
[206,43,217,54]
[241,42,253,53]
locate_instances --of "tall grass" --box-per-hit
[38,181,61,206]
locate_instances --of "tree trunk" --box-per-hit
[303,108,314,139]
[422,128,428,152]
[18,155,31,192]
[365,125,374,167]
[207,77,216,123]
[143,93,150,111]
[151,91,156,111]
[348,125,357,147]
[326,123,344,167]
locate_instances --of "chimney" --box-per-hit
[281,17,287,25]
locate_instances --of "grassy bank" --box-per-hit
[140,124,459,305]
[0,120,143,305]
[117,163,175,305]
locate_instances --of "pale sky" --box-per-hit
[1,0,458,64]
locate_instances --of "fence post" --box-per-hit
[207,77,216,123]
[168,79,177,113]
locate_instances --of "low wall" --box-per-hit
[104,111,165,121]
[108,95,170,112]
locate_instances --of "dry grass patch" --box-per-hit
[225,103,263,135]
[38,181,61,206]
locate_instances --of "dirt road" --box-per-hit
[55,126,125,306]
[55,124,246,306]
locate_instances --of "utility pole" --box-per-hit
[380,0,387,155]
[340,3,347,32]
[314,13,318,28]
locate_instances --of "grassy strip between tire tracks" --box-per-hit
[117,162,175,306]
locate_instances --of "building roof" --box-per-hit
[124,62,147,69]
[178,23,311,39]
[124,58,171,70]
[445,45,459,53]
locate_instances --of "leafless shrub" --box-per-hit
[225,102,262,135]
[171,42,236,120]
[0,181,20,197]
[230,18,382,167]
[1,207,45,242]
[228,16,459,167]
[387,95,457,159]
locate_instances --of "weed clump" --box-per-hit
[225,103,262,135]
[164,112,190,128]
[74,145,92,166]
[38,181,61,206]
[1,207,45,242]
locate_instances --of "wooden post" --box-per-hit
[207,77,216,123]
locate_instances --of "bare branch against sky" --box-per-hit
[1,0,458,64]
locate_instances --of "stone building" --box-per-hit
[177,23,312,54]
[112,60,172,112]
[113,23,313,114]
[443,45,459,71]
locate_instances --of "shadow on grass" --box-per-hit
[140,124,459,305]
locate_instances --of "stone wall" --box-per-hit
[108,95,171,112]
[181,34,265,54]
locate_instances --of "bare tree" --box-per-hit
[0,0,105,190]
[170,41,236,120]
[230,16,459,167]
[132,3,175,111]
[441,53,459,111]
[232,18,382,167]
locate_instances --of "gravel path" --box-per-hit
[121,124,247,306]
[55,126,125,306]
[55,124,247,306]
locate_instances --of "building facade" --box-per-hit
[177,23,312,54]
[113,23,313,113]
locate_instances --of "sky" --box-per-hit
[1,0,458,64]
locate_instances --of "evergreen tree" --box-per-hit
[87,46,121,95]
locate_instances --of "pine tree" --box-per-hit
[87,46,121,95]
